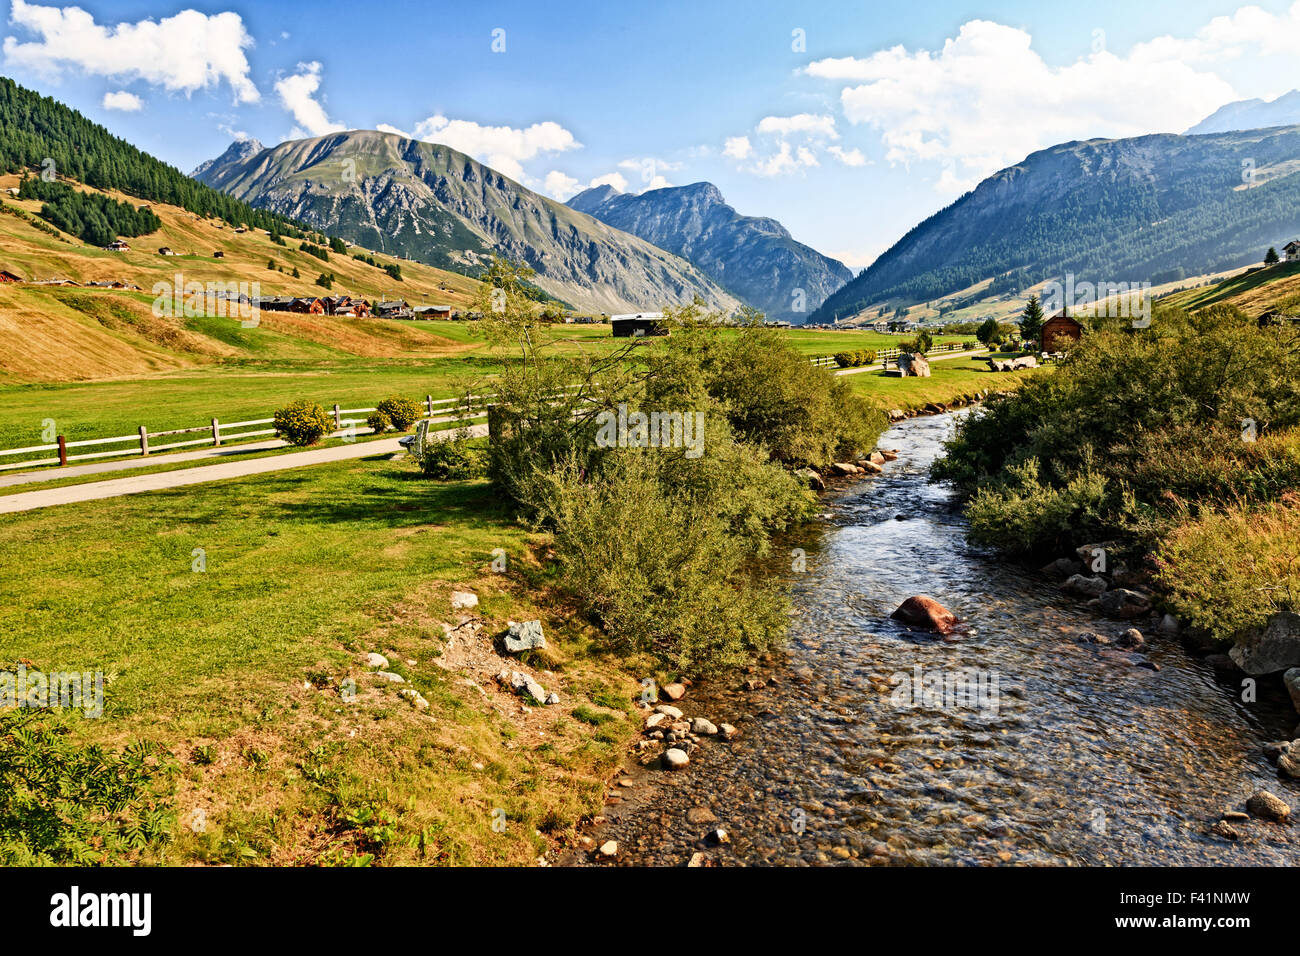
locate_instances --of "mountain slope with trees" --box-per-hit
[811,126,1300,323]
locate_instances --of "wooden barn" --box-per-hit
[610,312,668,337]
[1041,311,1083,352]
[0,270,22,283]
[289,297,326,314]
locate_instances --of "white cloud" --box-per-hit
[101,90,142,112]
[827,145,867,166]
[588,172,628,192]
[747,140,820,177]
[723,135,752,159]
[823,244,885,271]
[805,18,1239,192]
[276,61,345,138]
[1130,2,1300,64]
[398,114,581,181]
[756,113,838,140]
[3,0,259,103]
[543,170,581,199]
[617,156,681,191]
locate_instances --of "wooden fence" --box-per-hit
[808,341,976,369]
[0,393,491,472]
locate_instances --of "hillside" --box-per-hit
[194,132,739,315]
[567,181,851,321]
[1160,258,1300,316]
[0,171,485,383]
[811,125,1300,323]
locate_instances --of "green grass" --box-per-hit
[846,354,1048,410]
[0,453,638,865]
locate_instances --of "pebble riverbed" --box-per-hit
[567,411,1300,866]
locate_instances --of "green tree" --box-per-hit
[1265,246,1281,265]
[1019,294,1045,345]
[976,317,1004,348]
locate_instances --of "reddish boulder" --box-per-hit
[890,595,960,635]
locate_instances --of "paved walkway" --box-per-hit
[0,424,488,515]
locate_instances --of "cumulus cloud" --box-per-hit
[385,114,581,181]
[3,0,259,103]
[827,145,867,166]
[756,113,838,139]
[723,135,752,159]
[276,61,345,138]
[588,171,628,192]
[805,18,1239,192]
[616,157,681,191]
[101,90,142,111]
[543,170,581,199]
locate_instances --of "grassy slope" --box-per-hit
[847,355,1048,413]
[1160,259,1300,314]
[0,453,643,865]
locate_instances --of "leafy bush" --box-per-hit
[273,400,332,446]
[419,428,485,480]
[1155,494,1300,640]
[375,396,422,431]
[0,712,176,865]
[367,411,393,434]
[833,349,878,368]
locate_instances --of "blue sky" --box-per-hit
[3,0,1298,269]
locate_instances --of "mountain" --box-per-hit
[1187,91,1300,135]
[810,125,1300,323]
[568,181,851,322]
[193,131,738,314]
[191,138,263,179]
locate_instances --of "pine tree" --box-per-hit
[1265,246,1280,265]
[1019,294,1045,345]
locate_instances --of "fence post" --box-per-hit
[333,403,341,429]
[57,435,67,466]
[138,425,149,457]
[426,394,433,417]
[211,418,221,446]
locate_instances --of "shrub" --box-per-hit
[833,349,878,369]
[273,400,332,446]
[418,428,485,480]
[376,396,422,431]
[367,411,393,434]
[0,712,176,865]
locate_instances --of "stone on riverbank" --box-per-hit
[1230,612,1300,675]
[1098,588,1152,619]
[1062,574,1107,598]
[691,717,718,736]
[661,682,686,701]
[795,467,825,491]
[663,748,690,771]
[1246,790,1291,822]
[899,353,931,377]
[890,595,959,635]
[1041,557,1083,579]
[598,840,618,858]
[1117,629,1145,650]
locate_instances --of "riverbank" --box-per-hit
[567,411,1300,866]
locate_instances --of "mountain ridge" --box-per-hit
[568,180,851,322]
[194,131,739,314]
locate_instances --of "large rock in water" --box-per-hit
[1098,588,1152,619]
[890,595,959,634]
[898,353,931,377]
[1063,574,1107,598]
[1230,613,1300,675]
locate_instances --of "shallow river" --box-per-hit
[576,411,1300,866]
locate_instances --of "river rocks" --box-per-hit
[645,712,668,730]
[1117,629,1145,650]
[719,723,739,740]
[879,450,899,462]
[1278,747,1300,780]
[691,717,719,736]
[1210,820,1241,840]
[1246,790,1291,822]
[1062,574,1108,598]
[655,703,683,719]
[365,652,389,668]
[1229,612,1300,675]
[890,595,960,635]
[686,807,717,824]
[888,408,906,421]
[898,353,931,377]
[450,590,479,610]
[661,682,687,701]
[796,467,825,491]
[503,619,546,653]
[706,827,730,845]
[663,748,690,771]
[1041,557,1083,579]
[869,452,886,466]
[598,840,618,858]
[1098,588,1152,619]
[859,460,884,475]
[830,462,861,476]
